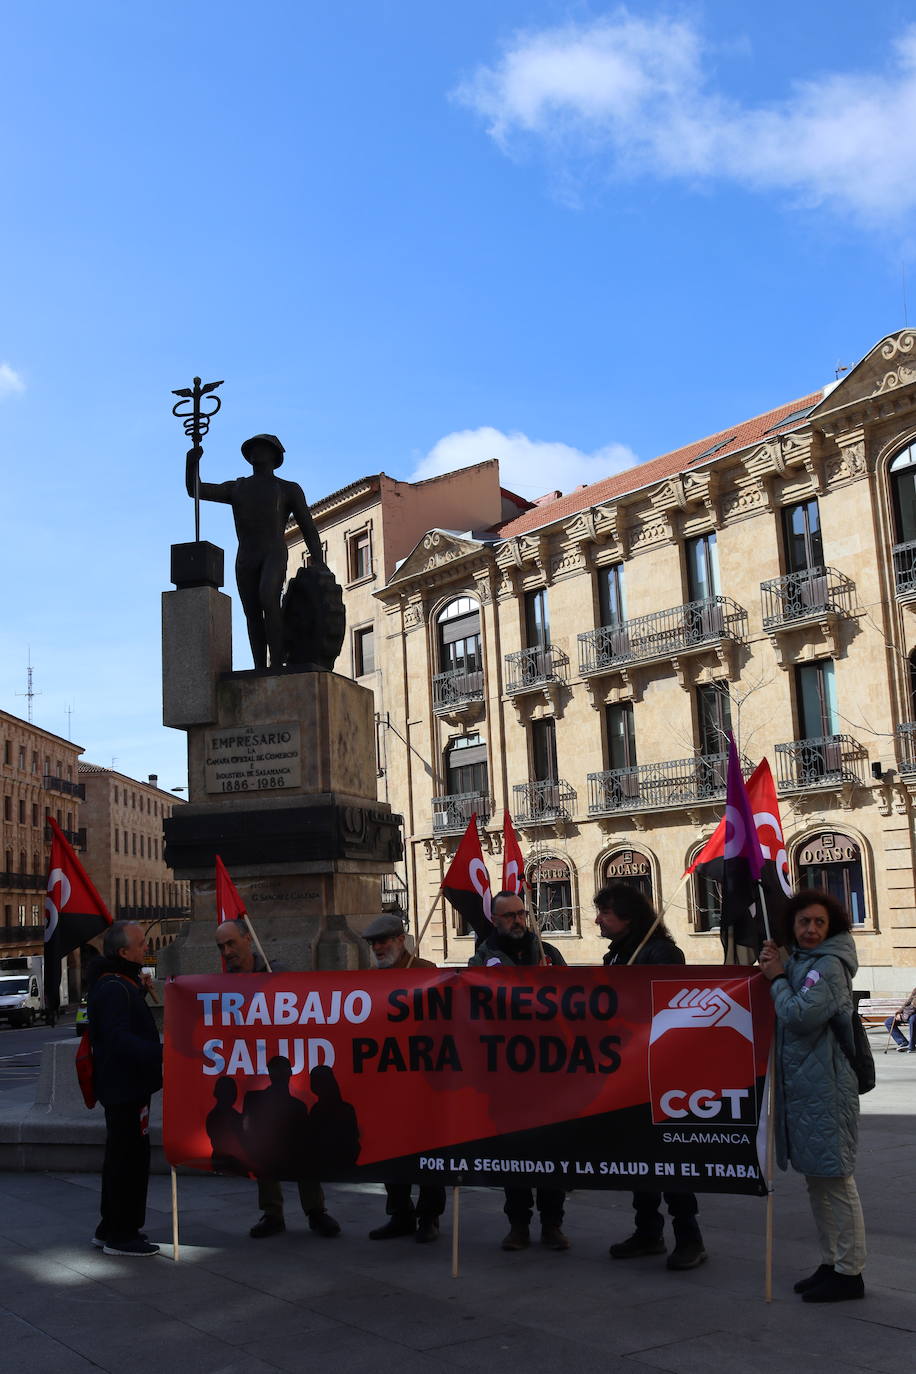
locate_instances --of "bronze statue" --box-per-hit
[186,434,328,670]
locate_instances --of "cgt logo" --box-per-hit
[658,1087,750,1120]
[648,981,758,1126]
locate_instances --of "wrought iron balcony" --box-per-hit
[512,778,576,826]
[587,752,731,814]
[893,540,916,598]
[0,872,45,892]
[774,735,865,791]
[896,722,916,775]
[381,871,409,911]
[760,566,853,628]
[44,825,85,850]
[43,774,85,799]
[578,597,745,676]
[432,667,484,714]
[504,644,568,694]
[432,791,491,834]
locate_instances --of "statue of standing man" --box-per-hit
[186,435,325,671]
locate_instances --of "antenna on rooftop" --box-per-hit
[16,649,41,723]
[835,362,849,379]
[65,705,74,738]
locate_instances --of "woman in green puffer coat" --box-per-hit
[759,888,865,1304]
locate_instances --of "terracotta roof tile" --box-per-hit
[493,390,823,539]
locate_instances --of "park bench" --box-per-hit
[856,996,907,1052]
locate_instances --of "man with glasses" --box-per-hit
[362,914,445,1242]
[469,891,570,1252]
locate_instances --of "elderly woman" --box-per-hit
[759,889,865,1303]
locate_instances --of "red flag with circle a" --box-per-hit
[215,855,247,925]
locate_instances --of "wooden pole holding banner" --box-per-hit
[171,1167,180,1262]
[764,1043,776,1301]
[451,1186,461,1278]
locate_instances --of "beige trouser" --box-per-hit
[257,1177,325,1217]
[805,1174,866,1276]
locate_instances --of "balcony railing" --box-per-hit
[578,597,745,676]
[432,791,491,834]
[504,644,568,694]
[0,872,45,892]
[432,667,484,714]
[43,774,86,799]
[587,752,731,814]
[774,735,865,791]
[893,540,916,597]
[44,825,85,850]
[760,566,854,628]
[381,872,409,911]
[512,778,576,825]
[896,722,916,775]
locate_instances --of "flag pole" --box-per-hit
[451,1186,461,1278]
[764,1042,776,1302]
[414,888,445,960]
[241,915,272,973]
[627,873,689,965]
[757,881,772,943]
[171,1167,180,1262]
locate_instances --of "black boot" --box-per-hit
[802,1271,865,1303]
[369,1214,416,1240]
[794,1263,834,1294]
[609,1232,666,1259]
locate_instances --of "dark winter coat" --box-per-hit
[86,956,162,1106]
[771,931,859,1178]
[468,929,567,968]
[602,929,685,966]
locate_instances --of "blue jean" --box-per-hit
[885,1012,916,1049]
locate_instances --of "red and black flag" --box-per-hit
[501,810,527,897]
[441,815,492,943]
[44,817,112,1017]
[687,753,789,962]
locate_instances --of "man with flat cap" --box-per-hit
[186,434,325,670]
[363,914,446,1242]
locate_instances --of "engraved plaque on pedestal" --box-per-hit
[204,722,301,795]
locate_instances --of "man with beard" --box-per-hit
[595,882,708,1271]
[214,919,341,1241]
[362,913,445,1242]
[468,891,570,1252]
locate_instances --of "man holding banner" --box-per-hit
[596,884,708,1272]
[213,918,341,1242]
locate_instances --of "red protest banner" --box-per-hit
[164,966,773,1196]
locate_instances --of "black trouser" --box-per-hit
[384,1182,446,1221]
[504,1186,566,1228]
[100,1100,151,1242]
[257,1178,325,1217]
[632,1190,701,1242]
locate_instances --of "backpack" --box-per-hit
[830,975,876,1095]
[75,972,138,1110]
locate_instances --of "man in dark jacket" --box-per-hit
[595,882,707,1271]
[87,921,162,1257]
[363,914,445,1242]
[469,891,570,1252]
[885,987,916,1051]
[214,918,341,1240]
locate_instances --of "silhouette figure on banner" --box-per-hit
[242,1056,313,1179]
[205,1076,251,1176]
[308,1065,361,1174]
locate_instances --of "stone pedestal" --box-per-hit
[160,654,402,975]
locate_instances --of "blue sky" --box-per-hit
[2,0,915,790]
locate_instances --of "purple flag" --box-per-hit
[720,735,767,961]
[724,735,764,880]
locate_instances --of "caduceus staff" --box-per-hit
[171,376,224,541]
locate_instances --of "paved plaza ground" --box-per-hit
[0,1045,911,1374]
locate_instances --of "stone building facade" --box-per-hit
[0,710,83,953]
[301,328,916,991]
[78,765,190,953]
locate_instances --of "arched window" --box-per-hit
[434,598,483,709]
[687,842,721,933]
[601,848,654,905]
[794,831,867,926]
[528,856,575,934]
[890,443,916,594]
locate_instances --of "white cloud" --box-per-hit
[411,425,638,497]
[454,14,916,221]
[0,364,25,398]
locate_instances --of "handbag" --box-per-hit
[830,983,876,1095]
